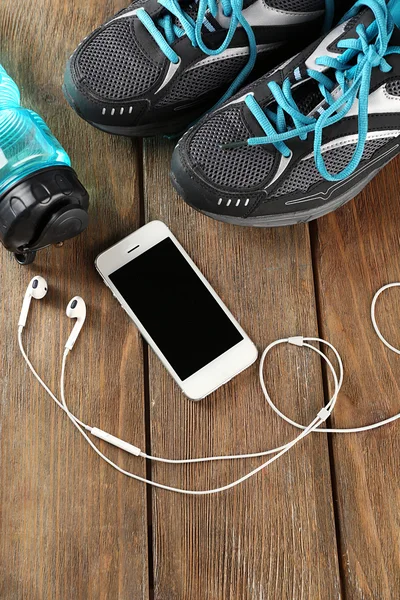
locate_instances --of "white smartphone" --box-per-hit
[95,221,258,400]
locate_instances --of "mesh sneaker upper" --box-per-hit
[65,0,335,136]
[271,137,392,197]
[156,55,249,107]
[268,0,324,10]
[189,107,275,188]
[77,20,163,100]
[386,79,400,96]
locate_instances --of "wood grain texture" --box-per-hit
[3,0,400,598]
[0,2,149,599]
[311,156,400,599]
[143,138,341,600]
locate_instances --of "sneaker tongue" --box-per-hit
[171,0,220,31]
[242,0,258,8]
[247,5,386,138]
[288,8,378,118]
[291,79,326,117]
[171,0,257,30]
[172,0,199,26]
[339,6,376,39]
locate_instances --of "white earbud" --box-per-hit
[18,276,48,328]
[65,296,86,350]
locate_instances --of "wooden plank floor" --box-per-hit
[0,1,399,599]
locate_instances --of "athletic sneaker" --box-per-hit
[63,0,340,136]
[171,0,400,226]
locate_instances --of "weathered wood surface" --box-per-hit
[312,157,400,600]
[0,2,148,599]
[0,1,399,599]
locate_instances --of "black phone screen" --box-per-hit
[109,237,243,380]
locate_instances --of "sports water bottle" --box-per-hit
[0,64,89,264]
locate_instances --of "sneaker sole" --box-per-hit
[86,116,193,137]
[172,155,394,228]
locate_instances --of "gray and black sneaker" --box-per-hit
[63,0,344,137]
[171,0,400,226]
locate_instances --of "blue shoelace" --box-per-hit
[224,0,400,181]
[137,0,334,109]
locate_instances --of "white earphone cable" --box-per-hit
[17,329,340,494]
[59,346,332,495]
[140,337,341,464]
[260,285,400,435]
[371,283,400,355]
[17,326,91,432]
[17,282,400,494]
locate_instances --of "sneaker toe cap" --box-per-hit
[171,136,263,219]
[64,17,162,124]
[171,106,276,218]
